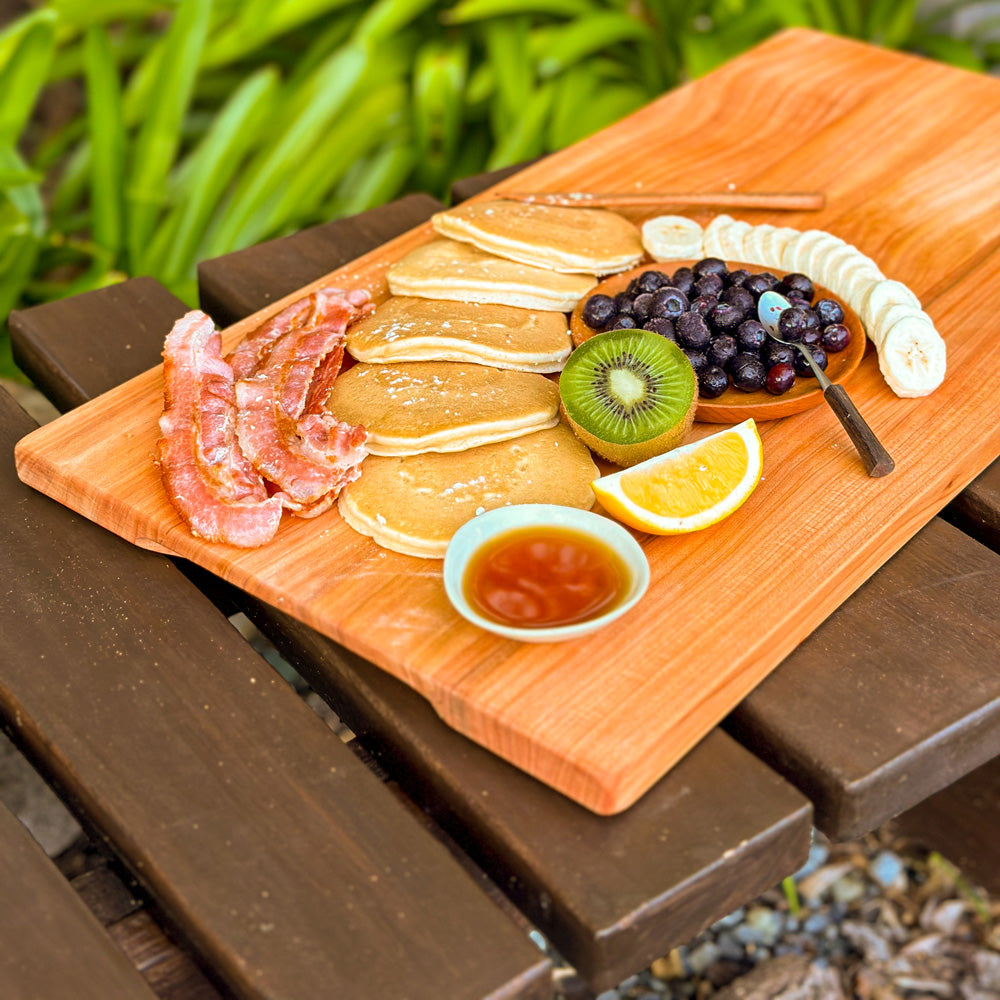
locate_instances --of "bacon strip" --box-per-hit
[234,289,369,509]
[157,311,283,547]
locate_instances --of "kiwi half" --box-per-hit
[558,329,697,467]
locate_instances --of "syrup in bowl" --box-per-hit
[443,505,649,643]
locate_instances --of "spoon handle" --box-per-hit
[823,384,895,477]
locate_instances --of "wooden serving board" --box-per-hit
[15,29,1000,813]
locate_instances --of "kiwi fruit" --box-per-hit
[558,329,697,467]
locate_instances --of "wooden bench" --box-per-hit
[1,385,553,1000]
[10,262,813,995]
[0,798,159,999]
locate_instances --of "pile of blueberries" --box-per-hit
[579,257,852,398]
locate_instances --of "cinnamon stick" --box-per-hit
[497,191,825,212]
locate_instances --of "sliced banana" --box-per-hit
[641,214,704,261]
[702,214,735,259]
[717,219,754,262]
[763,226,800,269]
[836,262,883,315]
[742,223,776,265]
[869,302,925,349]
[781,229,825,272]
[800,232,846,281]
[877,313,946,397]
[811,243,864,288]
[859,278,922,330]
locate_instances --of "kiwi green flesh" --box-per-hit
[559,330,696,445]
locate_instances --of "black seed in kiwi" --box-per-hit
[559,329,698,467]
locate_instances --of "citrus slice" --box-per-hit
[592,418,763,534]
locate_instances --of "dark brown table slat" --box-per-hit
[245,599,811,993]
[1,390,551,1000]
[13,235,814,989]
[0,799,159,1000]
[942,463,1000,554]
[198,193,442,326]
[893,755,1000,896]
[725,517,1000,839]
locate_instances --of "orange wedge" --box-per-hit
[592,419,763,534]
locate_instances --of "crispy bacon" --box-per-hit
[158,287,371,546]
[234,288,369,509]
[157,311,283,547]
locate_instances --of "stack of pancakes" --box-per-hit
[335,199,644,558]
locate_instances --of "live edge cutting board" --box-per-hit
[14,30,1000,813]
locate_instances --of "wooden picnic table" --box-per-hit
[2,26,999,1000]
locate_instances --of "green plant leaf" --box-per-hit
[199,40,370,256]
[413,39,468,193]
[328,139,416,217]
[532,11,654,78]
[152,65,280,283]
[442,0,596,23]
[0,16,57,147]
[0,147,45,239]
[352,0,440,45]
[84,26,126,257]
[486,79,555,168]
[124,0,213,272]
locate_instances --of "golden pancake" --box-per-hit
[338,423,598,558]
[346,296,572,372]
[386,238,596,311]
[431,200,644,274]
[326,362,560,456]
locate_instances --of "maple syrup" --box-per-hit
[463,525,630,629]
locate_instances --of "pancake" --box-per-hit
[386,238,597,311]
[338,423,598,558]
[431,200,644,275]
[346,296,572,372]
[326,361,560,456]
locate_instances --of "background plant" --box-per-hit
[1,0,998,380]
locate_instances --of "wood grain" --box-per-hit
[0,800,159,999]
[15,28,1000,813]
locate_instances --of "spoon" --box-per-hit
[758,291,894,477]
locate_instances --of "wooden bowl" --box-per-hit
[569,262,867,423]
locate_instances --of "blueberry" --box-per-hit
[676,312,711,351]
[736,319,767,353]
[690,294,717,318]
[611,314,637,329]
[634,269,671,294]
[692,257,728,279]
[777,306,812,342]
[793,344,828,377]
[698,365,730,399]
[762,340,797,368]
[721,286,754,319]
[693,273,724,299]
[814,298,845,326]
[643,316,676,340]
[730,354,767,392]
[614,291,635,315]
[799,326,821,347]
[743,274,772,299]
[671,266,695,296]
[766,361,796,395]
[581,294,616,331]
[725,268,752,288]
[707,334,738,370]
[777,272,814,301]
[708,301,743,333]
[631,292,654,322]
[684,349,708,376]
[650,286,689,319]
[821,323,851,352]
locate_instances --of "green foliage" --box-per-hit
[0,0,997,380]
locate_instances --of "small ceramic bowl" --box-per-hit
[443,504,649,643]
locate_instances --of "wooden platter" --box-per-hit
[14,29,1000,814]
[569,262,867,422]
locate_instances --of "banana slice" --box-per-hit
[742,223,776,265]
[859,278,922,330]
[763,226,800,268]
[799,232,846,281]
[781,229,825,272]
[641,215,703,261]
[717,219,754,261]
[869,302,925,349]
[702,214,735,259]
[836,262,883,316]
[877,312,946,397]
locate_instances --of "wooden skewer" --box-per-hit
[497,191,826,211]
